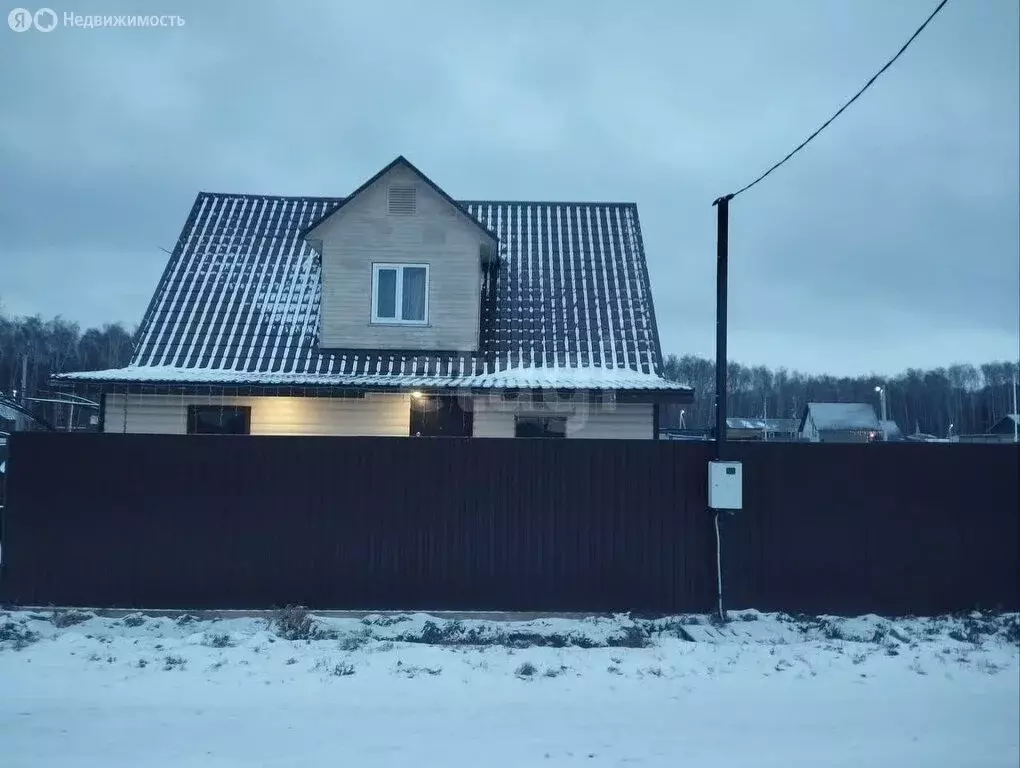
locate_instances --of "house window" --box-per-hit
[514,415,567,438]
[187,405,251,435]
[372,263,429,324]
[387,185,416,215]
[410,395,473,437]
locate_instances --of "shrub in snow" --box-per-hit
[274,605,323,642]
[0,621,40,651]
[1004,617,1020,645]
[50,609,93,629]
[203,632,234,649]
[392,660,440,678]
[338,629,372,652]
[977,658,1003,675]
[331,661,356,677]
[514,662,537,678]
[361,614,411,628]
[163,655,187,671]
[605,625,651,649]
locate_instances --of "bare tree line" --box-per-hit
[661,354,1020,438]
[0,306,133,405]
[1,304,1016,438]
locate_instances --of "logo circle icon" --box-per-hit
[8,7,33,31]
[34,7,57,31]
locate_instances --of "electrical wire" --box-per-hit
[723,0,951,201]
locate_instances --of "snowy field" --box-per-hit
[2,608,1018,767]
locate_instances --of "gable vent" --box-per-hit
[388,184,417,215]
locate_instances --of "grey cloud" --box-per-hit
[1,0,1016,376]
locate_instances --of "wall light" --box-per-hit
[411,391,424,399]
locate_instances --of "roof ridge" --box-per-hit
[194,191,638,208]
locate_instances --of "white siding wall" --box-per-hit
[471,398,654,440]
[103,393,653,439]
[315,164,487,351]
[104,394,410,436]
[802,415,819,442]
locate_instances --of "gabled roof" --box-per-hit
[799,403,880,433]
[880,419,902,438]
[57,188,686,394]
[301,156,499,243]
[987,414,1019,434]
[726,417,799,431]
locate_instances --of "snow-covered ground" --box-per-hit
[2,608,1018,767]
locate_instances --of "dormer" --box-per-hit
[304,157,498,352]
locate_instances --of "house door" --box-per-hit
[409,395,473,437]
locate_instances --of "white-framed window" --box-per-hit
[371,263,430,325]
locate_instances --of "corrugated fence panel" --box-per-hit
[718,442,1020,615]
[1,434,1016,615]
[0,434,714,612]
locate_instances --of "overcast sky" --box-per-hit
[1,0,1017,376]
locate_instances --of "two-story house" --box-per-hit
[55,156,691,437]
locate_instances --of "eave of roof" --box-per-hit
[53,365,692,395]
[301,155,499,243]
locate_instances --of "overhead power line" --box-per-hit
[719,0,951,203]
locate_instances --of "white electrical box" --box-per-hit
[708,460,743,511]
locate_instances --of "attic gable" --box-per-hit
[303,155,498,244]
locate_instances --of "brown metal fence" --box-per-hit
[1,433,1017,615]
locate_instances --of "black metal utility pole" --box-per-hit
[713,194,732,459]
[710,193,732,626]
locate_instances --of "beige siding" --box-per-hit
[315,164,486,351]
[104,394,410,436]
[471,398,654,440]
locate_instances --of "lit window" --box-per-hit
[372,263,429,325]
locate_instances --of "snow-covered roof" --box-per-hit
[986,414,1019,434]
[880,419,902,438]
[726,417,799,431]
[56,174,686,394]
[802,403,880,432]
[59,364,682,392]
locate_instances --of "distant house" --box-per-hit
[987,414,1019,438]
[799,403,884,443]
[53,156,692,439]
[959,414,1020,444]
[726,417,800,441]
[880,419,903,441]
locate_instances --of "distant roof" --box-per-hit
[55,160,686,393]
[801,403,880,432]
[880,419,902,437]
[726,417,799,431]
[987,414,1019,434]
